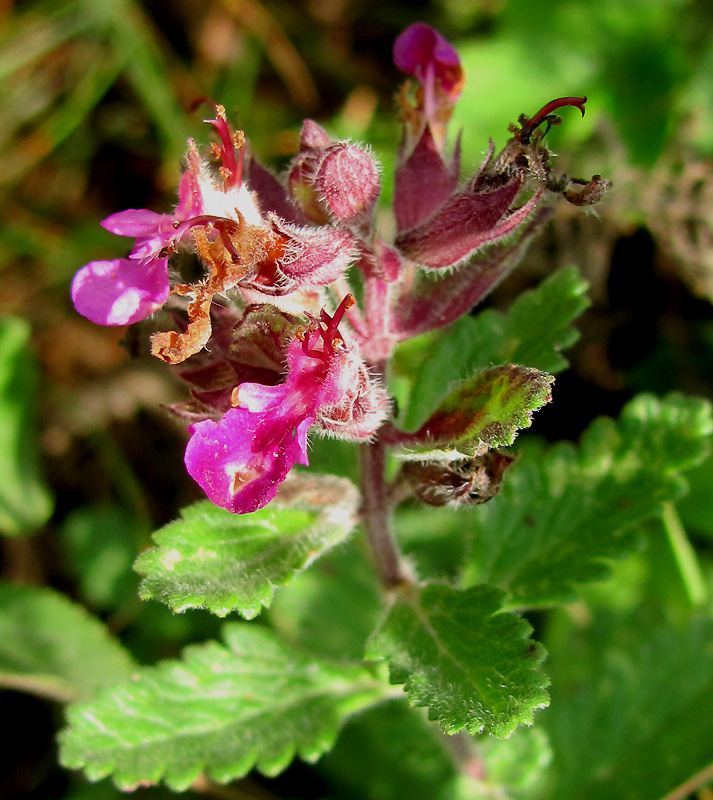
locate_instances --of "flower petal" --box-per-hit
[71,258,169,326]
[185,404,313,514]
[101,209,167,237]
[393,23,463,100]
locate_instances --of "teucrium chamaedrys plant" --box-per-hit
[56,20,712,795]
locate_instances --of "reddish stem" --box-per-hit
[519,95,587,142]
[359,267,407,588]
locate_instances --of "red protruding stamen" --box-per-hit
[330,293,356,331]
[301,294,356,361]
[519,96,587,142]
[205,105,240,190]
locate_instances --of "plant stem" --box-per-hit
[662,502,707,607]
[659,759,713,800]
[0,672,79,704]
[360,436,407,588]
[359,261,407,588]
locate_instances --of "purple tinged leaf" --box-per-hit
[372,239,403,282]
[388,364,553,453]
[395,176,526,269]
[394,208,552,338]
[71,257,169,326]
[247,156,306,224]
[394,126,459,232]
[299,119,332,150]
[266,218,358,289]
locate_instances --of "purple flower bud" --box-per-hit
[287,120,333,224]
[314,143,381,229]
[393,23,464,103]
[394,126,459,232]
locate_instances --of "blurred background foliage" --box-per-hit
[3,0,713,798]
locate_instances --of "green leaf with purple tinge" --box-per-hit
[408,364,553,456]
[366,583,549,738]
[404,267,588,430]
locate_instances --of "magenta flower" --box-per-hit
[70,113,259,330]
[184,295,388,513]
[71,255,170,326]
[393,22,464,106]
[392,23,465,233]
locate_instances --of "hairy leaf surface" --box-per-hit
[0,582,134,702]
[366,583,549,738]
[405,267,588,429]
[461,393,713,606]
[135,473,360,618]
[60,624,387,790]
[407,364,553,455]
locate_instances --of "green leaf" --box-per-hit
[366,583,549,738]
[405,268,588,430]
[135,473,360,618]
[61,505,139,610]
[0,317,54,535]
[468,725,552,799]
[318,702,456,800]
[269,540,382,662]
[0,582,134,703]
[408,364,553,456]
[319,700,552,800]
[543,608,713,800]
[673,448,713,539]
[59,624,387,790]
[461,393,713,607]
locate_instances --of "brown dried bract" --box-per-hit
[402,450,516,507]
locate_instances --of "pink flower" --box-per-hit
[392,23,465,234]
[184,296,387,513]
[71,108,361,361]
[70,255,170,326]
[393,22,464,105]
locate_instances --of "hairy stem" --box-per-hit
[359,263,407,587]
[360,435,407,588]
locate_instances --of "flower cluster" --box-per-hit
[72,22,608,514]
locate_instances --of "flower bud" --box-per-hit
[287,120,333,224]
[314,143,380,229]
